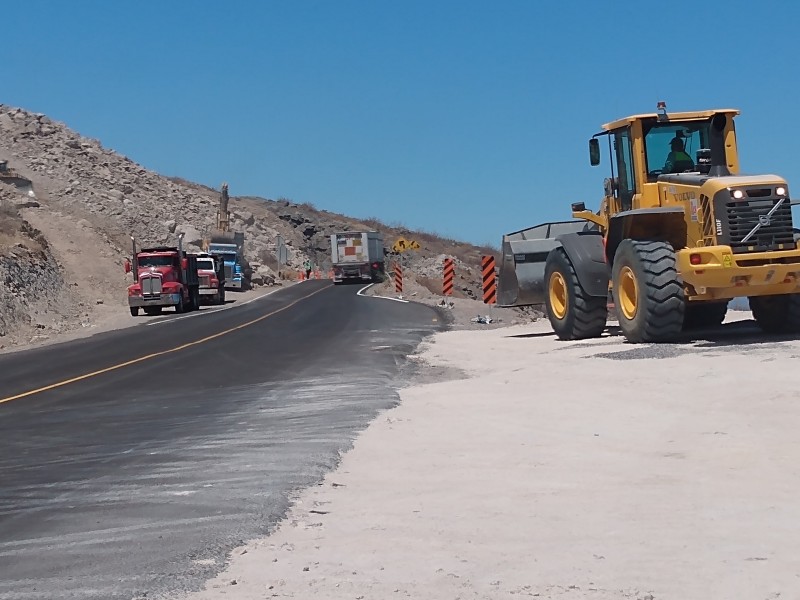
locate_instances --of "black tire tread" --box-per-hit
[546,248,607,340]
[749,294,800,333]
[614,240,685,342]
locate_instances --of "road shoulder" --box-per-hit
[186,313,800,600]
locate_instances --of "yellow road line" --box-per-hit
[0,285,330,406]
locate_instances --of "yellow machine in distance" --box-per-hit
[499,103,800,343]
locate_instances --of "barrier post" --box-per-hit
[481,255,497,307]
[394,261,403,295]
[443,257,454,297]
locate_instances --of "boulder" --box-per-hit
[233,209,255,226]
[250,264,276,287]
[175,223,204,247]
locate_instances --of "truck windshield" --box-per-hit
[643,118,711,180]
[138,255,175,267]
[196,259,214,270]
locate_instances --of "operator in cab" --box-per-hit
[663,136,695,173]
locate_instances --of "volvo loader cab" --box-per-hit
[543,102,800,342]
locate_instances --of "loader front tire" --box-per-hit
[749,294,800,334]
[612,240,685,343]
[544,248,607,340]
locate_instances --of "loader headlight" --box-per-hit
[777,186,787,196]
[731,189,744,199]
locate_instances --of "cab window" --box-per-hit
[642,119,710,180]
[138,255,174,268]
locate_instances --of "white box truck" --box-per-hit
[330,231,385,284]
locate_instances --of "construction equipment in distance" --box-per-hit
[0,160,35,198]
[127,233,200,316]
[498,103,800,343]
[204,182,246,290]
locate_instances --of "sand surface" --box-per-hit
[180,311,800,600]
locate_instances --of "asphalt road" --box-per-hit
[0,280,444,600]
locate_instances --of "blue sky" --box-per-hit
[4,0,799,246]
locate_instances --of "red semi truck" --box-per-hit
[194,252,226,305]
[126,236,200,316]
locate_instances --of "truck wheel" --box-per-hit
[612,240,685,343]
[683,301,728,330]
[749,294,800,333]
[191,289,200,311]
[175,299,185,314]
[544,247,607,340]
[130,307,139,317]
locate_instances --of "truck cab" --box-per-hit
[207,242,244,290]
[194,252,226,305]
[127,244,200,316]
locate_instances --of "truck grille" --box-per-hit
[199,275,210,287]
[141,276,162,296]
[224,265,233,280]
[725,197,794,253]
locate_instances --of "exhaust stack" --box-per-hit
[130,236,139,283]
[178,232,186,285]
[709,113,731,177]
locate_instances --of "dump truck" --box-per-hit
[330,231,385,284]
[127,234,200,316]
[207,241,244,290]
[498,103,800,343]
[193,252,226,305]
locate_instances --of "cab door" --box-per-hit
[613,127,636,212]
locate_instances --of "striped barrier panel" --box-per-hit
[443,258,454,296]
[394,263,403,294]
[481,255,497,305]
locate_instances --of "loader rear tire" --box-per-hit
[683,301,728,330]
[544,248,607,340]
[612,240,685,343]
[749,294,800,334]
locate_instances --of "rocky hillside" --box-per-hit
[0,189,67,346]
[0,105,500,347]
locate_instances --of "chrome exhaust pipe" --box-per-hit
[130,236,139,283]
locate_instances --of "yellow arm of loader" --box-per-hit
[572,210,607,230]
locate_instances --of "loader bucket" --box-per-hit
[497,220,596,307]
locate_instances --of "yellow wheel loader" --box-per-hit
[498,103,800,342]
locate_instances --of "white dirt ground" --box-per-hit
[183,310,800,600]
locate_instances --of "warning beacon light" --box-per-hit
[657,101,668,122]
